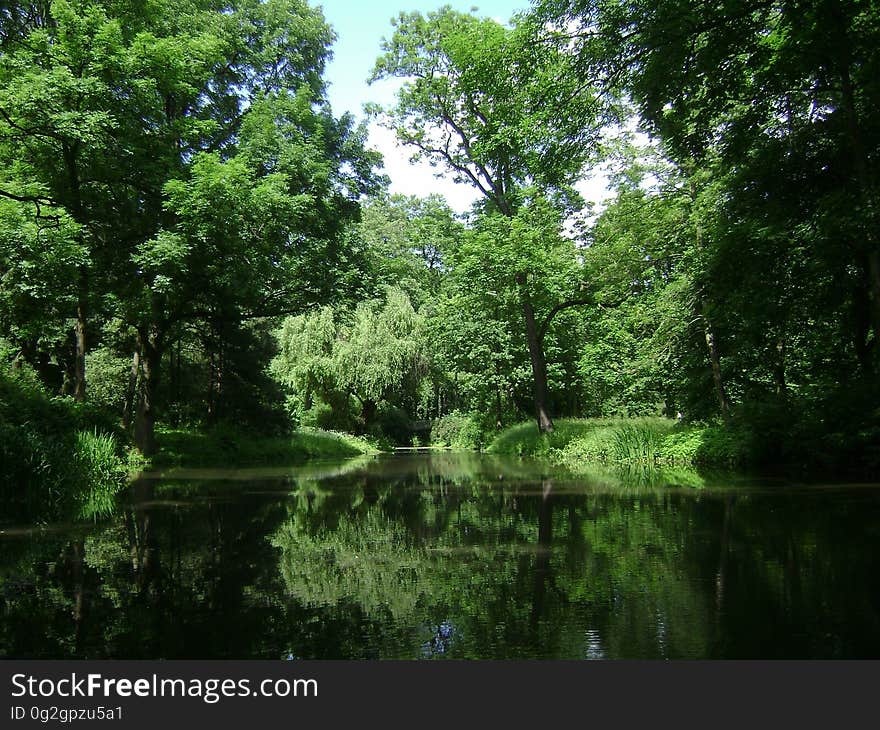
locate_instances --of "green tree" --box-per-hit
[357,193,462,308]
[538,0,880,375]
[433,199,589,428]
[0,0,135,399]
[271,287,429,438]
[370,6,610,432]
[0,0,383,453]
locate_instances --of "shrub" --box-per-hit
[371,404,412,445]
[488,417,747,470]
[431,411,483,450]
[84,348,130,414]
[0,365,127,521]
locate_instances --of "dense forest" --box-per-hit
[1,0,879,516]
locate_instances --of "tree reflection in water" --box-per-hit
[1,453,879,659]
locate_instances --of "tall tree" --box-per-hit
[370,6,612,432]
[537,0,880,372]
[0,0,133,399]
[357,193,462,308]
[0,1,383,453]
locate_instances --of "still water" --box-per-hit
[2,452,880,659]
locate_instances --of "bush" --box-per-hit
[370,404,412,446]
[431,411,484,450]
[85,348,130,414]
[488,417,747,469]
[299,394,360,434]
[0,365,127,521]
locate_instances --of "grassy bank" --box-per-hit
[487,417,744,469]
[0,367,129,521]
[1,359,377,521]
[150,425,379,468]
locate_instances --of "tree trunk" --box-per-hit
[73,298,87,402]
[701,300,730,421]
[122,349,139,430]
[773,338,787,396]
[134,333,162,456]
[516,273,554,433]
[361,397,377,428]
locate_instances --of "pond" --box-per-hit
[2,451,879,659]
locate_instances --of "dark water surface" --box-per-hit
[2,452,880,659]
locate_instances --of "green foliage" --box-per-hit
[430,411,484,450]
[0,0,383,455]
[530,0,880,470]
[150,425,378,469]
[356,194,463,307]
[299,396,357,433]
[564,420,673,463]
[0,200,84,351]
[429,198,591,428]
[335,288,427,404]
[2,0,879,477]
[73,430,127,520]
[0,365,126,521]
[271,287,430,441]
[74,430,124,484]
[489,417,745,469]
[488,418,605,458]
[84,348,129,413]
[370,403,412,446]
[370,5,607,215]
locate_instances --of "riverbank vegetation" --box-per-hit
[1,0,879,507]
[152,426,377,468]
[488,418,744,469]
[0,361,129,519]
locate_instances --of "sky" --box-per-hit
[316,0,613,214]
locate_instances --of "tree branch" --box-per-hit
[0,186,53,204]
[538,291,631,343]
[538,298,594,343]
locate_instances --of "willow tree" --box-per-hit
[271,287,428,433]
[370,7,612,432]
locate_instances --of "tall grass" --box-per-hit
[75,430,123,483]
[73,430,127,520]
[488,417,744,469]
[562,419,675,463]
[487,419,603,458]
[0,366,127,521]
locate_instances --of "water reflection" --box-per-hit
[1,452,879,659]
